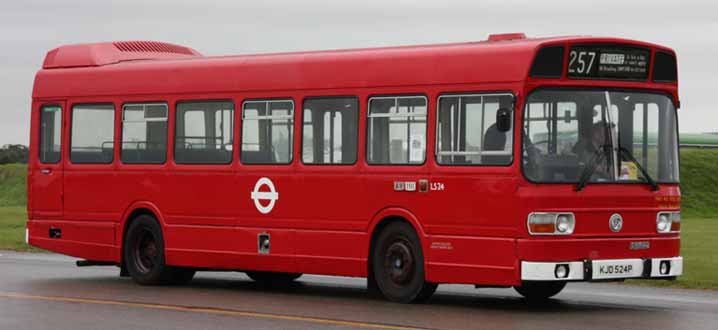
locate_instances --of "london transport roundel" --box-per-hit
[251,177,278,214]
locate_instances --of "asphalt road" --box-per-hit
[1,252,717,330]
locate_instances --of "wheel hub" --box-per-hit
[135,229,157,273]
[384,240,415,285]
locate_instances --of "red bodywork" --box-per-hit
[27,36,680,286]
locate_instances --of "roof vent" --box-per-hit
[488,33,527,42]
[42,41,201,69]
[113,41,195,55]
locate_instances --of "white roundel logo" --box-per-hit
[251,177,278,214]
[609,213,623,232]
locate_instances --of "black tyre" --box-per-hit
[372,222,437,303]
[246,271,302,284]
[123,214,176,285]
[514,281,566,300]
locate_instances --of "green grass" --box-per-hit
[680,133,718,145]
[0,206,36,251]
[679,149,718,218]
[0,164,27,207]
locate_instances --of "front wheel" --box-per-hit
[372,222,437,303]
[514,281,566,300]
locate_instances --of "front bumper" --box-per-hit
[521,257,683,281]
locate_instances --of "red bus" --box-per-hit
[28,34,682,302]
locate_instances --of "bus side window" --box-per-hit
[121,103,168,164]
[70,104,115,164]
[39,105,62,163]
[302,97,358,165]
[175,101,234,164]
[436,94,513,165]
[367,96,427,165]
[241,100,293,164]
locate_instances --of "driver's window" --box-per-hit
[437,93,513,165]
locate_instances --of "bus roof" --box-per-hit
[33,35,676,99]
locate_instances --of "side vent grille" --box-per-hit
[113,41,195,55]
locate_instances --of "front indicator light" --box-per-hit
[529,223,556,234]
[670,212,681,232]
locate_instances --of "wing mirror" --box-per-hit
[496,108,512,132]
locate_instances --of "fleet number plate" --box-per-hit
[592,259,643,280]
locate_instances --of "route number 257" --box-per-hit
[568,50,597,75]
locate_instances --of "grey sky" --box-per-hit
[1,0,716,145]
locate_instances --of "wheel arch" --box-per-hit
[116,201,167,262]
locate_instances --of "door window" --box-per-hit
[39,105,62,163]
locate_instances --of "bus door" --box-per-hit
[431,93,516,231]
[32,101,65,219]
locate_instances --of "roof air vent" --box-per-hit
[488,33,527,42]
[113,41,195,55]
[42,41,202,69]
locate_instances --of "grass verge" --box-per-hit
[0,206,38,251]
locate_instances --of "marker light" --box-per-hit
[528,213,575,235]
[656,211,680,234]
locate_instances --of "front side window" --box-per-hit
[175,101,234,164]
[70,104,115,164]
[241,100,293,164]
[39,105,62,163]
[522,89,679,185]
[436,94,514,165]
[121,103,168,164]
[303,97,358,164]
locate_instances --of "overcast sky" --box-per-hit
[1,0,716,145]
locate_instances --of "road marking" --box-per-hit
[0,291,422,330]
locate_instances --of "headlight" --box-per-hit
[556,215,572,233]
[657,211,680,233]
[528,213,575,235]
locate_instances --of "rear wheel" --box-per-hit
[124,214,194,285]
[514,281,566,300]
[372,222,437,303]
[246,271,302,284]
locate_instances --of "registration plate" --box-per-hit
[592,259,644,280]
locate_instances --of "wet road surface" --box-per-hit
[1,251,716,330]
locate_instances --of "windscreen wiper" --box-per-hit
[618,146,659,191]
[575,144,611,192]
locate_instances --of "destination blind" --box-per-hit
[567,46,650,80]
